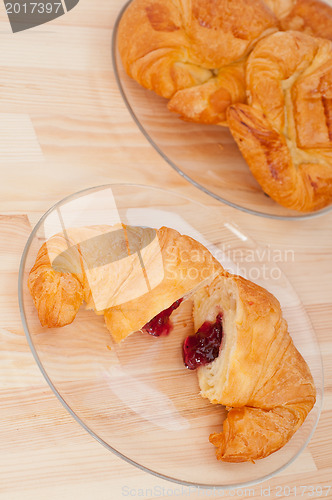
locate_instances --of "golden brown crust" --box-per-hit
[227,31,332,212]
[118,0,278,124]
[28,224,222,342]
[194,273,316,462]
[264,0,332,40]
[28,239,84,328]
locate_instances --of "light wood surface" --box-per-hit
[0,1,331,499]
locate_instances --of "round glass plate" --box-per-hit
[111,0,332,220]
[19,184,323,488]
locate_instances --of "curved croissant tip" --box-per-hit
[209,433,219,446]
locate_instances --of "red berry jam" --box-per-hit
[183,314,223,370]
[142,299,183,337]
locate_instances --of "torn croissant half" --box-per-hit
[28,224,222,343]
[190,272,316,462]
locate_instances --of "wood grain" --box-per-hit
[0,0,332,498]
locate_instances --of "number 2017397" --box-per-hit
[5,2,63,14]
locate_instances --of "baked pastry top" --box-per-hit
[28,224,222,342]
[118,0,278,125]
[190,272,316,462]
[227,30,332,212]
[264,0,332,40]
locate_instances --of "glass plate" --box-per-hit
[19,184,323,488]
[111,0,332,220]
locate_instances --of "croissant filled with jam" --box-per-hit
[28,224,316,463]
[185,272,316,462]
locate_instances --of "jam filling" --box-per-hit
[183,313,223,370]
[142,299,183,337]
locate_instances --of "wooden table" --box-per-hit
[0,1,331,498]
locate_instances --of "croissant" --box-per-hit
[263,0,332,40]
[28,224,222,342]
[186,272,316,462]
[227,31,332,212]
[117,0,278,125]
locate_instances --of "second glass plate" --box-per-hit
[112,0,332,220]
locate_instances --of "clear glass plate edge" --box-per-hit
[17,183,324,490]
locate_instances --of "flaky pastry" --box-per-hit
[264,0,332,40]
[192,273,316,462]
[28,224,222,342]
[117,0,278,125]
[227,31,332,212]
